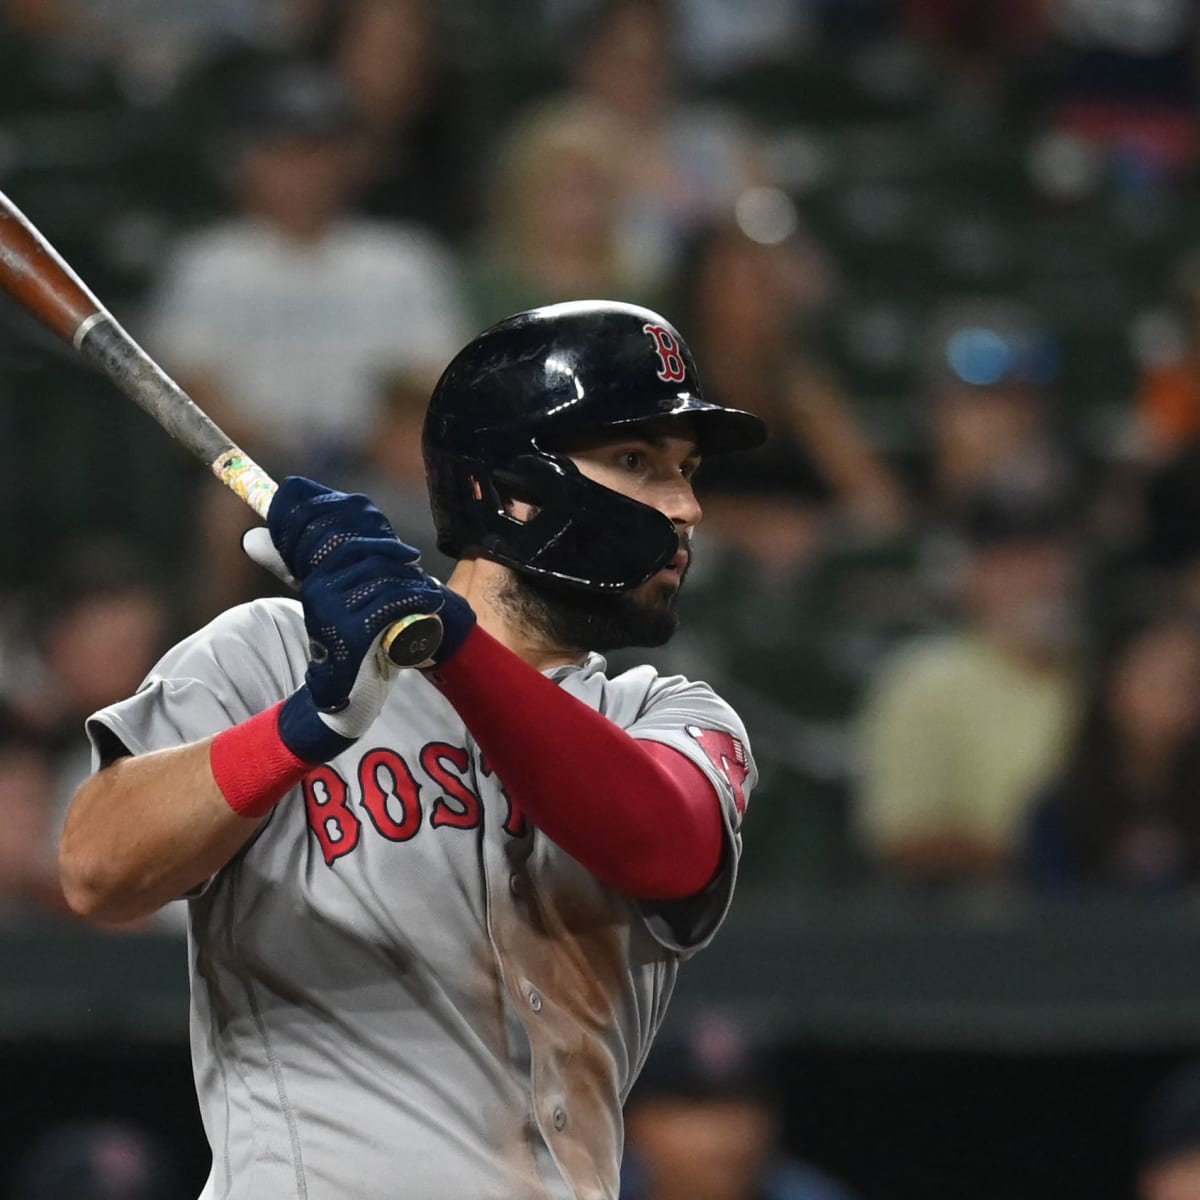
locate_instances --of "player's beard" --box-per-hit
[496,537,690,655]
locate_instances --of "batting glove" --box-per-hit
[243,477,475,762]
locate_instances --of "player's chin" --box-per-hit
[627,576,679,617]
[620,582,681,647]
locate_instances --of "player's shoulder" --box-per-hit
[567,656,740,727]
[613,661,714,704]
[204,596,305,641]
[153,597,306,683]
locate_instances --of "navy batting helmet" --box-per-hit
[423,299,767,591]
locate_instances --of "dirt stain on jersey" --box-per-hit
[509,859,632,1200]
[474,875,556,1200]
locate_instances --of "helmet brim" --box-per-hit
[534,393,768,457]
[642,396,769,456]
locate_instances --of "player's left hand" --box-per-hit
[244,476,476,660]
[242,478,476,762]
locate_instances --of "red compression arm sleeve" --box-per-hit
[425,626,725,899]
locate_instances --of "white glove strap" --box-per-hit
[317,629,393,741]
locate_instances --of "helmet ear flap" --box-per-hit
[444,456,571,557]
[481,453,679,590]
[488,464,544,517]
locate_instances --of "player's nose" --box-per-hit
[662,477,702,532]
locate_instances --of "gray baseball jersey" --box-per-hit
[86,598,756,1200]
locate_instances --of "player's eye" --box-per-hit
[618,449,645,471]
[681,459,701,481]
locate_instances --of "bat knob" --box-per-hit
[381,613,444,670]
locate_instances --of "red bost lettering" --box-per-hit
[422,743,483,830]
[303,766,362,866]
[358,748,423,842]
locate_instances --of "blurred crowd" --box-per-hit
[5,0,1200,936]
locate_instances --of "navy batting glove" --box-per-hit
[268,476,402,583]
[425,586,475,665]
[267,478,476,762]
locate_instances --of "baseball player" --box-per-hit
[59,300,766,1200]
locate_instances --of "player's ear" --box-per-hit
[496,481,541,523]
[506,499,540,522]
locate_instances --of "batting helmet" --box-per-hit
[423,299,767,591]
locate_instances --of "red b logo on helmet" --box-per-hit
[643,323,687,383]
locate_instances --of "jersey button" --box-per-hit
[528,989,543,1013]
[552,1107,567,1132]
[509,873,523,897]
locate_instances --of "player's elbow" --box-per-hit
[58,783,148,923]
[621,808,724,901]
[58,866,105,921]
[58,845,105,920]
[58,845,155,924]
[58,833,124,922]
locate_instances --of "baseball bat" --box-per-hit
[0,190,443,668]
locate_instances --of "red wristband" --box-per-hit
[210,701,311,819]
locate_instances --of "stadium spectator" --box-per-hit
[1131,251,1200,590]
[7,1119,180,1200]
[148,59,466,471]
[621,1011,859,1200]
[0,0,324,103]
[320,0,488,241]
[463,100,660,326]
[146,59,468,618]
[670,220,905,574]
[558,0,767,281]
[0,717,60,924]
[1139,1061,1200,1200]
[1133,386,1200,606]
[1134,249,1200,460]
[12,540,167,722]
[9,540,167,730]
[902,0,1047,105]
[855,482,1082,884]
[1020,611,1200,893]
[1043,0,1200,185]
[544,0,810,83]
[0,542,186,936]
[912,300,1074,529]
[0,0,122,116]
[5,539,170,836]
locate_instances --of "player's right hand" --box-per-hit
[251,477,474,763]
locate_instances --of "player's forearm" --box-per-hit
[426,627,724,899]
[59,739,265,923]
